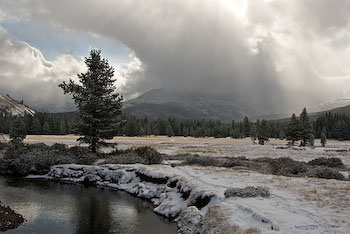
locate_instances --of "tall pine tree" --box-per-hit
[285,113,300,145]
[299,108,312,146]
[59,50,123,153]
[257,119,269,145]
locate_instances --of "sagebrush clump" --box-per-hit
[269,157,308,176]
[308,157,344,168]
[224,186,271,198]
[134,146,162,165]
[308,167,345,180]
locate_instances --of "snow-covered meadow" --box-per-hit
[20,135,350,233]
[20,135,350,165]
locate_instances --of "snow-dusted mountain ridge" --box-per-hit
[0,93,35,116]
[123,88,258,122]
[309,98,350,113]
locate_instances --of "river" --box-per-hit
[0,176,177,234]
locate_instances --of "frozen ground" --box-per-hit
[4,135,349,233]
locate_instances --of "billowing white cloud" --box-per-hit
[0,26,85,111]
[0,0,349,113]
[0,24,140,111]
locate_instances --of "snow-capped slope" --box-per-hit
[0,93,35,116]
[123,88,257,122]
[309,98,350,113]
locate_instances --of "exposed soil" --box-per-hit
[0,201,25,232]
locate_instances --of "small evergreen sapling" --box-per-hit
[9,117,27,144]
[321,127,327,147]
[308,133,315,146]
[250,123,257,144]
[257,119,269,145]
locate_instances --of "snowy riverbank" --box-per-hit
[27,163,350,233]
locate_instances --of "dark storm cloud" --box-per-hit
[0,0,349,113]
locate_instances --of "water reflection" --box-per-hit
[74,188,112,234]
[0,177,177,234]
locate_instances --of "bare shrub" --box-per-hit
[269,157,308,176]
[134,146,162,164]
[105,146,162,165]
[308,167,345,180]
[104,153,146,164]
[222,157,249,168]
[308,157,344,168]
[224,186,271,198]
[185,155,222,167]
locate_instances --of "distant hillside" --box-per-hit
[309,98,350,113]
[271,105,350,124]
[252,99,350,122]
[251,113,291,121]
[309,105,350,120]
[122,88,257,122]
[0,93,35,116]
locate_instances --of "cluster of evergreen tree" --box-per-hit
[314,112,350,140]
[1,104,349,145]
[0,110,282,140]
[285,108,313,146]
[115,114,282,141]
[0,111,72,136]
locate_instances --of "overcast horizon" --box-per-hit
[0,0,349,114]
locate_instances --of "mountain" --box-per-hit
[0,93,35,116]
[309,98,350,113]
[252,99,350,121]
[122,89,257,122]
[270,104,350,124]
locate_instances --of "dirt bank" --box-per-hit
[0,201,25,232]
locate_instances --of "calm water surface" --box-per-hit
[0,176,177,234]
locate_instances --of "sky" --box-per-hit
[0,0,349,114]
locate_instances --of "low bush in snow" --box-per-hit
[269,157,308,176]
[105,146,162,165]
[184,155,222,167]
[224,186,271,198]
[222,157,249,168]
[183,154,347,181]
[308,167,345,180]
[104,153,145,164]
[183,155,248,168]
[308,157,345,168]
[134,146,163,165]
[1,143,99,175]
[67,146,98,165]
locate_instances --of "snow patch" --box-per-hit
[28,163,350,233]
